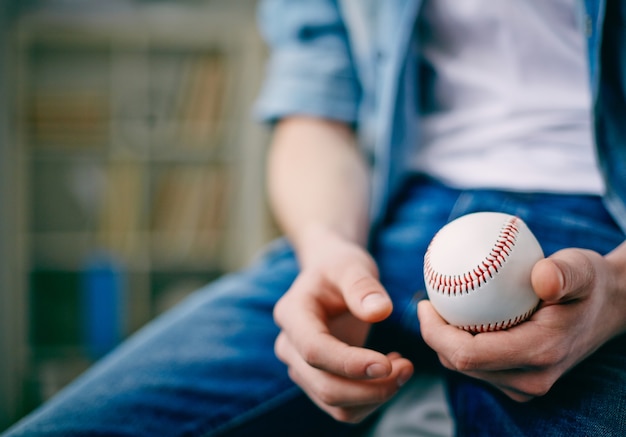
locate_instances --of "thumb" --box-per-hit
[337,264,393,322]
[531,249,596,303]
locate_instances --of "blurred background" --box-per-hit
[0,0,277,430]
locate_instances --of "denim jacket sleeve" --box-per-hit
[253,0,361,124]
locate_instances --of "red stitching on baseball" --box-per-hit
[424,216,520,296]
[460,305,536,333]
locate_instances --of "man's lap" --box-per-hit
[5,177,625,436]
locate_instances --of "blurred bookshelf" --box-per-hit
[11,0,277,419]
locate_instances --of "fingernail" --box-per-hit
[397,370,412,387]
[362,293,386,312]
[366,363,388,378]
[386,352,401,360]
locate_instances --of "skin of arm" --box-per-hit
[418,242,626,402]
[267,116,369,255]
[268,116,414,423]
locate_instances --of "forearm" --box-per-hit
[267,116,371,265]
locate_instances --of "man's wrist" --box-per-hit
[294,223,367,268]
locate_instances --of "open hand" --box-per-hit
[274,229,414,422]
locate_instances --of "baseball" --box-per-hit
[423,212,544,333]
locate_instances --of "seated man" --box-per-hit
[5,0,626,436]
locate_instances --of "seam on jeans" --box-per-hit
[198,386,303,437]
[446,192,474,223]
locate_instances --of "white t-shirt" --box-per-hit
[412,0,605,195]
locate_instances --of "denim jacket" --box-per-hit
[254,0,626,233]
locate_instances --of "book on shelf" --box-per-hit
[149,54,185,123]
[27,91,109,146]
[150,165,231,267]
[175,52,228,148]
[26,51,229,150]
[147,52,190,146]
[80,253,126,360]
[192,166,231,263]
[197,166,231,234]
[96,161,144,258]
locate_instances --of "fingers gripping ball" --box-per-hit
[423,212,544,333]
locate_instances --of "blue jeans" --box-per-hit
[5,177,626,436]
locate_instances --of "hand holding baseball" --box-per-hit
[423,212,544,333]
[418,242,626,402]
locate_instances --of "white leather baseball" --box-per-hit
[423,212,544,333]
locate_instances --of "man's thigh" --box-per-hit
[5,239,361,437]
